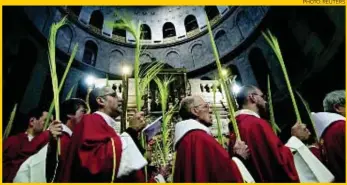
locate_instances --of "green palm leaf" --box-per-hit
[206,14,240,140]
[267,75,281,135]
[262,30,302,123]
[3,103,18,140]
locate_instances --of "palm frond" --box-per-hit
[154,76,175,116]
[267,75,281,135]
[295,90,318,142]
[47,17,78,156]
[163,105,177,156]
[106,12,142,111]
[212,80,224,146]
[44,43,78,130]
[65,84,76,100]
[139,63,164,94]
[262,30,302,123]
[44,104,55,130]
[105,11,138,39]
[154,77,176,165]
[47,16,71,156]
[170,152,177,182]
[109,13,164,181]
[48,16,67,122]
[59,44,78,91]
[140,132,148,182]
[206,14,240,140]
[154,139,167,167]
[3,103,18,140]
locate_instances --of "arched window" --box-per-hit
[205,6,220,21]
[140,24,151,40]
[163,22,176,38]
[228,64,242,84]
[184,15,199,32]
[248,47,270,92]
[201,76,212,80]
[83,40,98,66]
[89,10,104,30]
[215,30,226,39]
[57,25,73,53]
[112,20,126,37]
[68,6,82,16]
[215,30,228,55]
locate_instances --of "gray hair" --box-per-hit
[235,85,258,109]
[179,96,200,120]
[323,90,345,113]
[89,86,115,113]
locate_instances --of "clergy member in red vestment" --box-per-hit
[45,98,88,182]
[3,108,51,182]
[308,143,324,162]
[173,95,249,183]
[12,99,87,182]
[230,85,311,182]
[58,86,149,182]
[311,89,346,182]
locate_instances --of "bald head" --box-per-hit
[179,96,212,126]
[323,90,345,116]
[235,85,259,108]
[235,85,268,117]
[179,96,201,120]
[89,86,117,113]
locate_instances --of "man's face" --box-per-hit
[73,105,87,124]
[252,88,268,117]
[192,97,213,126]
[31,111,48,134]
[99,87,122,117]
[335,104,345,117]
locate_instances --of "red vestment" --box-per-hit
[309,146,323,163]
[46,130,72,182]
[174,129,243,182]
[3,131,49,182]
[58,114,123,182]
[229,113,299,182]
[58,113,146,182]
[320,120,345,182]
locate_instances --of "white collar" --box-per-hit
[61,124,73,136]
[311,112,345,139]
[27,133,34,142]
[174,119,211,148]
[235,109,260,118]
[94,111,119,133]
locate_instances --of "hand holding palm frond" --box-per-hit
[295,90,318,142]
[107,12,165,182]
[47,16,78,155]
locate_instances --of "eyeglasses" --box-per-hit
[99,92,118,98]
[252,93,267,100]
[194,103,210,109]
